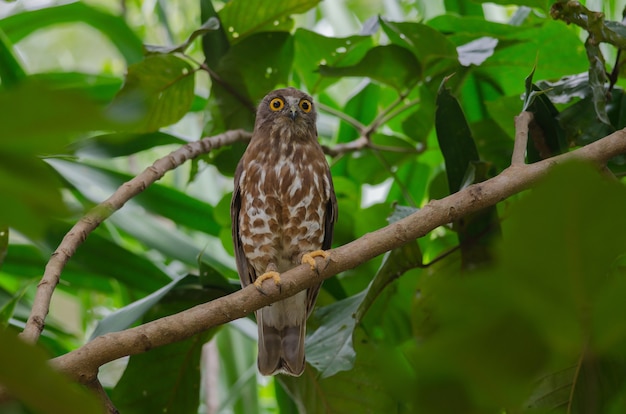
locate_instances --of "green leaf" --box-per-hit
[111,54,195,132]
[524,366,576,411]
[306,290,366,378]
[0,2,143,64]
[0,27,25,87]
[436,80,500,268]
[356,239,422,324]
[379,18,457,76]
[218,0,320,43]
[89,275,189,340]
[200,0,230,68]
[293,29,373,93]
[0,330,104,414]
[525,83,568,162]
[435,78,480,193]
[319,45,421,92]
[0,283,28,330]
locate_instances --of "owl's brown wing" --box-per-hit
[231,160,257,287]
[306,167,338,315]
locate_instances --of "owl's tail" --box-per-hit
[256,302,306,376]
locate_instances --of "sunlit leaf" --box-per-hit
[294,29,373,93]
[320,45,421,91]
[0,2,143,64]
[380,18,457,76]
[218,0,320,43]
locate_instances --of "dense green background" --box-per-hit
[2,0,626,413]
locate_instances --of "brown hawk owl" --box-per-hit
[231,87,337,376]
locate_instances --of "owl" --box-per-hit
[231,87,338,376]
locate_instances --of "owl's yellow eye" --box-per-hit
[299,99,312,113]
[269,97,284,111]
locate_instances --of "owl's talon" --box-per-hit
[254,271,281,294]
[301,250,330,272]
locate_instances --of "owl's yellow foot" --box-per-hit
[254,271,281,294]
[302,250,330,271]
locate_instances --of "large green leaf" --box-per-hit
[319,44,421,92]
[110,54,195,132]
[0,2,143,64]
[408,162,626,411]
[380,18,457,78]
[0,330,104,414]
[293,29,373,93]
[218,0,320,43]
[89,275,189,340]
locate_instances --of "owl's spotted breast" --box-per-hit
[237,142,329,274]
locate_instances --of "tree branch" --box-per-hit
[4,125,623,401]
[19,130,252,344]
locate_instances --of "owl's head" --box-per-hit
[255,87,317,140]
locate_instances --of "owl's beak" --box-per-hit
[288,105,298,120]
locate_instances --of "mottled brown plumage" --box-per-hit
[231,87,337,376]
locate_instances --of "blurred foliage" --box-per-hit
[2,0,626,413]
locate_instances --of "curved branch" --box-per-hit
[19,130,252,344]
[21,125,626,390]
